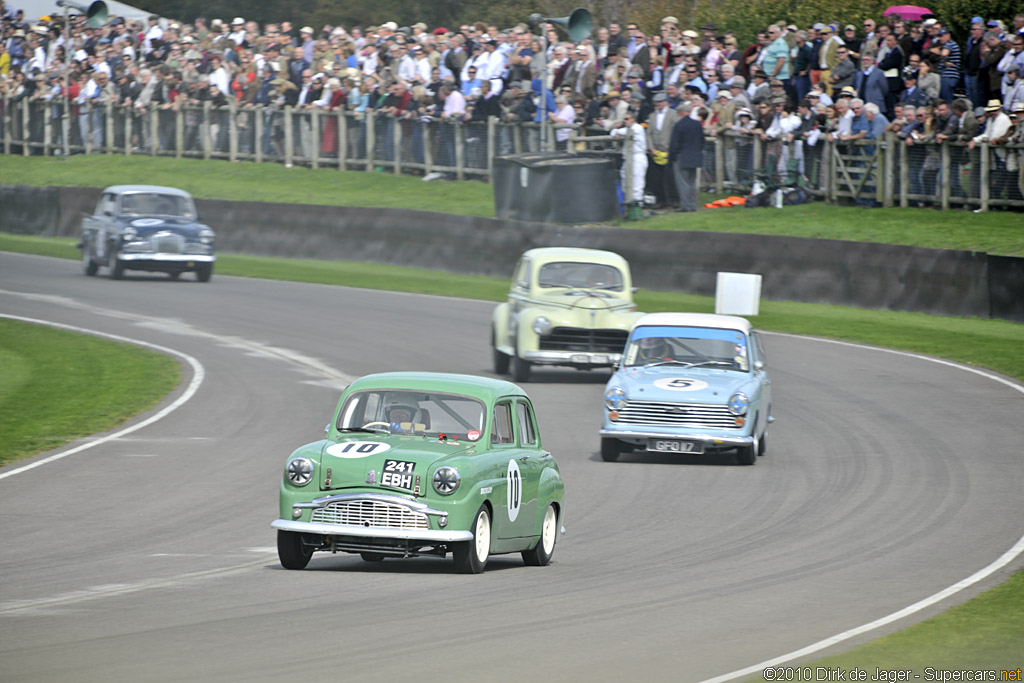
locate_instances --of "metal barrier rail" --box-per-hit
[3,95,1022,211]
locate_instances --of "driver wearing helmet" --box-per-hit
[386,404,417,433]
[636,336,673,363]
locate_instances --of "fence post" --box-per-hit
[311,109,320,170]
[43,104,52,156]
[423,122,433,173]
[714,135,724,193]
[124,107,133,156]
[366,113,376,171]
[979,142,989,212]
[255,106,264,164]
[393,115,402,175]
[455,122,465,181]
[338,110,347,170]
[202,102,212,160]
[175,106,184,158]
[883,132,895,207]
[228,102,238,162]
[487,117,497,182]
[284,106,294,167]
[940,143,950,210]
[22,99,30,157]
[899,140,908,208]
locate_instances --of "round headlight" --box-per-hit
[198,228,215,245]
[532,316,552,335]
[432,466,460,495]
[121,226,138,241]
[728,392,749,416]
[286,457,314,486]
[604,386,628,411]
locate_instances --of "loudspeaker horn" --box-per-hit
[531,7,594,43]
[57,0,109,29]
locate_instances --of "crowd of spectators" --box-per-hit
[2,0,1024,205]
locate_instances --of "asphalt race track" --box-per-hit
[1,252,1023,683]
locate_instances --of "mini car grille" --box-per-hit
[539,328,628,354]
[152,233,185,254]
[613,401,736,429]
[311,500,430,529]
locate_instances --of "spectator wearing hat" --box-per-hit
[817,25,844,96]
[228,17,246,46]
[747,69,770,104]
[933,28,962,104]
[645,91,679,207]
[1003,65,1024,114]
[978,30,1006,103]
[899,67,931,109]
[842,24,862,60]
[969,99,1013,203]
[668,101,704,212]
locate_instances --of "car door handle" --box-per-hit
[519,456,531,462]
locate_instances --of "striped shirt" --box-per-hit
[941,39,961,79]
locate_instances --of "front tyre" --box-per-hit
[82,248,99,276]
[109,254,125,280]
[196,263,213,283]
[453,505,491,574]
[277,530,313,570]
[736,440,758,466]
[492,329,510,374]
[522,503,558,566]
[360,552,386,563]
[512,351,531,383]
[600,438,621,462]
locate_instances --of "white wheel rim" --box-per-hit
[474,510,490,563]
[541,506,557,555]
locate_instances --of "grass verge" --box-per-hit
[2,155,1023,256]
[0,317,181,467]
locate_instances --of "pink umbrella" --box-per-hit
[882,5,934,21]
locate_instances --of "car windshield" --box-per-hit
[624,325,750,371]
[536,261,624,291]
[118,193,196,218]
[336,389,487,441]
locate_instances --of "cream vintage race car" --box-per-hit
[491,247,644,382]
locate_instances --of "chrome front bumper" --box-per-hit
[523,350,622,367]
[118,254,215,262]
[599,428,754,447]
[271,519,473,542]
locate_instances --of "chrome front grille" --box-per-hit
[311,499,430,529]
[539,327,628,354]
[152,232,185,254]
[612,401,736,429]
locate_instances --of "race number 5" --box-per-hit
[506,459,522,522]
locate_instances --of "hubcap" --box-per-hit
[541,506,556,554]
[474,510,490,562]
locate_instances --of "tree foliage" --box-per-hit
[135,0,1022,44]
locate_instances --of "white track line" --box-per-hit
[0,314,205,481]
[700,332,1024,683]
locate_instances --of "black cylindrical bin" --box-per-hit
[493,153,618,223]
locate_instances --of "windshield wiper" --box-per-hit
[683,360,734,369]
[338,427,384,433]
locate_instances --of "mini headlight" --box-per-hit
[728,392,749,416]
[121,226,138,241]
[605,386,628,411]
[432,466,460,495]
[532,316,552,335]
[286,457,314,486]
[198,228,215,245]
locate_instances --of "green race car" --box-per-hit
[272,372,565,573]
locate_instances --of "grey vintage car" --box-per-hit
[79,185,216,282]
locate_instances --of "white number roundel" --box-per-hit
[653,377,708,392]
[506,459,522,523]
[325,441,391,458]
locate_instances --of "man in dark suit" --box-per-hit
[668,102,704,212]
[854,53,888,113]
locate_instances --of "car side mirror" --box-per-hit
[754,360,765,371]
[324,424,330,435]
